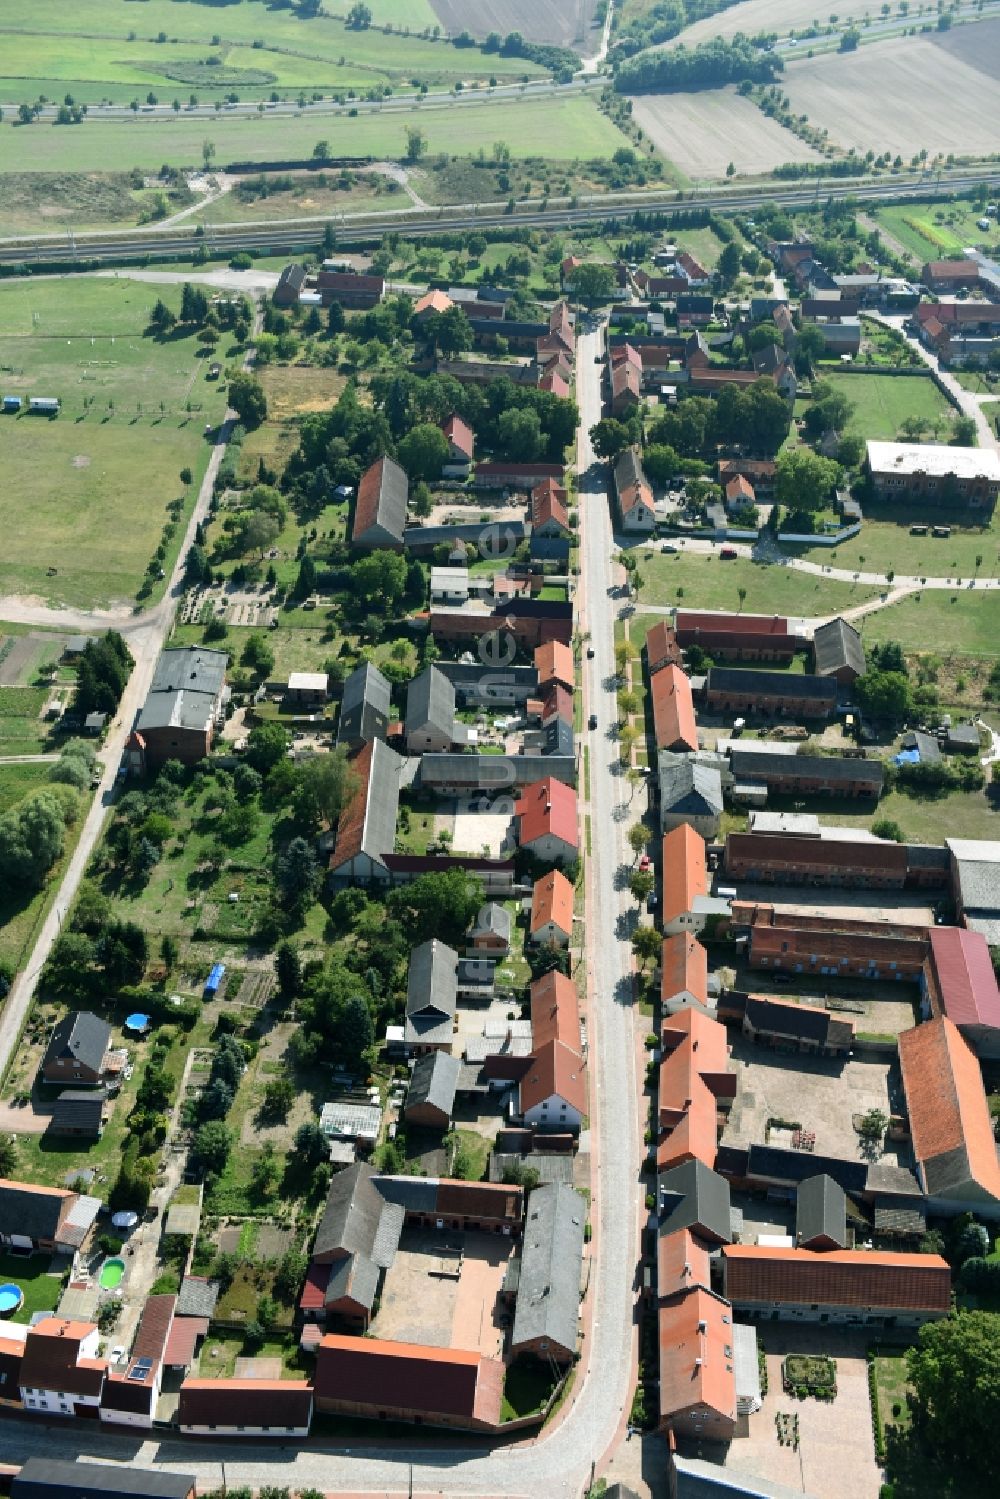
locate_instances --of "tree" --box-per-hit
[793,323,829,377]
[628,824,649,858]
[398,422,449,483]
[388,869,483,945]
[630,869,655,902]
[631,925,661,969]
[276,940,301,999]
[149,298,177,334]
[347,2,373,26]
[590,419,633,461]
[340,993,374,1070]
[857,1107,889,1141]
[327,300,345,334]
[774,447,840,515]
[716,241,741,286]
[292,1119,328,1169]
[0,1133,17,1177]
[907,1312,1000,1479]
[572,262,616,304]
[313,139,330,161]
[228,373,267,429]
[202,139,215,168]
[192,1120,232,1178]
[161,934,179,971]
[293,553,317,601]
[952,414,978,446]
[0,789,72,889]
[241,632,275,677]
[292,750,357,829]
[422,305,473,357]
[872,817,905,842]
[405,125,426,161]
[262,1075,295,1122]
[855,669,913,723]
[246,721,290,774]
[348,550,408,612]
[274,836,322,909]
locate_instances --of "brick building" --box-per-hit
[704,668,837,720]
[675,611,797,662]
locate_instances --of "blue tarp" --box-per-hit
[893,748,920,766]
[204,962,225,995]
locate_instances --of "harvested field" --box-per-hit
[630,87,820,179]
[668,0,855,46]
[781,39,1000,158]
[430,0,596,51]
[929,14,1000,78]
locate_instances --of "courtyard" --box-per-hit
[371,1226,513,1360]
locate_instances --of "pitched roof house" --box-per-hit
[336,661,391,749]
[19,1318,107,1416]
[921,926,1000,1057]
[405,665,456,753]
[516,777,579,865]
[530,969,581,1053]
[12,1460,195,1499]
[661,823,709,936]
[0,1179,96,1254]
[722,1245,951,1325]
[177,1378,313,1435]
[898,1016,1000,1214]
[511,1182,585,1363]
[327,738,402,885]
[405,939,459,1053]
[795,1173,848,1251]
[534,640,575,693]
[812,616,866,684]
[404,1050,461,1129]
[658,1008,734,1172]
[651,664,698,753]
[530,869,575,946]
[41,1011,110,1085]
[314,1335,503,1430]
[613,445,656,533]
[658,755,723,839]
[658,1287,737,1444]
[661,932,710,1015]
[351,456,408,550]
[520,1039,586,1133]
[645,620,682,674]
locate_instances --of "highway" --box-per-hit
[1,169,998,267]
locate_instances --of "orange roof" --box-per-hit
[530,970,581,1052]
[723,1245,952,1314]
[531,870,574,939]
[520,1038,586,1116]
[725,474,755,502]
[657,1228,713,1300]
[0,1177,71,1201]
[662,823,708,927]
[441,412,474,457]
[30,1317,97,1340]
[330,739,375,867]
[658,1287,737,1430]
[532,485,570,534]
[899,1016,1000,1202]
[651,664,698,752]
[658,1008,732,1170]
[645,620,682,673]
[661,933,708,1009]
[539,370,570,398]
[534,640,574,690]
[413,288,453,316]
[516,777,578,853]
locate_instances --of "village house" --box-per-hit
[657,1286,740,1445]
[658,755,723,839]
[812,616,866,684]
[327,738,402,886]
[651,664,699,753]
[314,1336,503,1431]
[519,1039,586,1134]
[0,1179,100,1255]
[796,1173,848,1251]
[921,258,983,291]
[428,598,573,649]
[130,647,228,768]
[351,456,408,549]
[736,993,855,1057]
[336,661,391,750]
[722,1245,951,1327]
[661,932,710,1015]
[404,1051,461,1130]
[405,665,457,753]
[41,1011,110,1086]
[516,777,579,865]
[613,445,656,533]
[535,640,575,694]
[645,620,682,675]
[658,1007,735,1173]
[285,671,328,708]
[315,266,385,309]
[530,869,575,947]
[405,939,458,1054]
[177,1378,313,1436]
[467,902,512,957]
[661,823,710,936]
[510,1182,585,1364]
[440,413,475,475]
[899,1016,1000,1217]
[19,1317,107,1418]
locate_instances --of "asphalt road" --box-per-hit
[0,319,644,1498]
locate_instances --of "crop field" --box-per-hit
[780,38,1000,158]
[0,277,226,609]
[0,94,625,176]
[666,0,867,46]
[0,0,540,104]
[630,88,820,179]
[430,0,597,51]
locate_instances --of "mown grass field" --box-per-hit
[822,372,957,442]
[790,511,999,581]
[636,551,878,616]
[0,276,226,608]
[0,93,626,175]
[862,586,1000,655]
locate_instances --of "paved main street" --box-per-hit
[0,317,648,1495]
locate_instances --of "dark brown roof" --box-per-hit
[436,1180,523,1222]
[177,1378,313,1427]
[19,1319,106,1397]
[315,1336,502,1425]
[727,831,907,875]
[131,1293,176,1365]
[352,455,407,545]
[101,1372,155,1416]
[723,1246,951,1312]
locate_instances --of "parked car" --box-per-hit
[719,547,738,560]
[639,853,651,871]
[589,713,598,731]
[587,646,595,658]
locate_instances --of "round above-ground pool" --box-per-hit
[0,1283,23,1317]
[99,1257,125,1291]
[124,1012,151,1034]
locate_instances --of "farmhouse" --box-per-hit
[657,1287,739,1445]
[866,441,1000,517]
[314,1337,502,1431]
[315,266,385,309]
[796,1174,848,1251]
[948,837,1000,943]
[738,993,855,1057]
[727,748,883,800]
[516,777,579,865]
[704,667,837,720]
[0,1179,99,1254]
[404,1051,461,1130]
[674,611,797,662]
[428,599,573,649]
[659,756,723,839]
[352,456,408,550]
[130,647,227,768]
[898,1017,1000,1217]
[336,661,391,749]
[519,1040,586,1134]
[510,1183,586,1363]
[651,665,698,753]
[327,739,402,886]
[721,1245,951,1326]
[613,445,656,533]
[920,925,1000,1057]
[812,617,866,684]
[921,259,982,291]
[738,903,928,981]
[405,940,458,1054]
[41,1011,110,1086]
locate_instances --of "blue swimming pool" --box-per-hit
[0,1282,23,1317]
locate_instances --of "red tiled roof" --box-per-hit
[20,1318,106,1398]
[131,1293,176,1365]
[530,969,581,1052]
[923,259,980,279]
[534,641,574,689]
[435,1180,522,1221]
[651,664,698,752]
[520,1038,586,1116]
[926,926,1000,1030]
[541,683,574,726]
[658,1008,731,1170]
[516,777,578,853]
[164,1315,208,1367]
[723,1245,952,1313]
[441,413,474,457]
[725,474,755,503]
[532,485,570,534]
[645,621,682,673]
[658,1286,737,1429]
[352,455,398,541]
[899,1016,1000,1198]
[330,739,376,868]
[676,610,790,640]
[315,1336,502,1426]
[539,370,570,398]
[414,289,453,316]
[662,823,708,928]
[657,1228,713,1299]
[661,933,709,1010]
[299,1260,329,1312]
[531,869,574,939]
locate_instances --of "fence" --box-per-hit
[777,523,862,547]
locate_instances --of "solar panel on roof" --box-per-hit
[128,1357,153,1380]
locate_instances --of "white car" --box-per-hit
[109,1345,127,1364]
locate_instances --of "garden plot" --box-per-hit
[781,39,1000,158]
[630,88,821,179]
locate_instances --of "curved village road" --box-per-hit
[0,324,646,1496]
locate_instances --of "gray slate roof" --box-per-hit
[419,753,576,790]
[796,1173,848,1249]
[12,1458,196,1499]
[613,444,646,500]
[659,756,724,817]
[706,667,837,705]
[405,940,458,1048]
[43,1010,110,1076]
[470,902,512,945]
[177,1277,220,1317]
[512,1182,585,1356]
[729,748,883,789]
[136,647,228,735]
[337,661,391,747]
[314,1161,403,1267]
[406,1051,461,1121]
[813,617,866,678]
[405,665,456,740]
[325,1251,380,1313]
[657,1160,732,1246]
[373,1176,439,1214]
